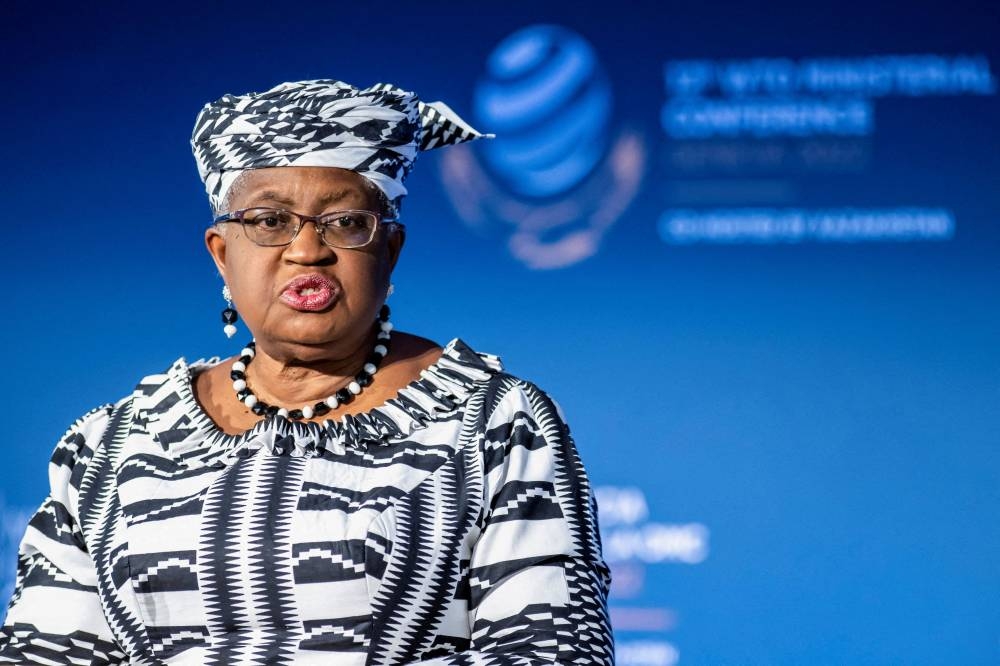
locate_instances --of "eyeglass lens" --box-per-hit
[241,208,378,248]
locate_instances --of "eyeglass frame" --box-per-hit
[212,207,404,249]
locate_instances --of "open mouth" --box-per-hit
[279,274,338,311]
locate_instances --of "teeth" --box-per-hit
[300,288,318,295]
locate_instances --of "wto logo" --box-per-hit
[439,25,646,269]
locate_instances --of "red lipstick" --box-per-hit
[279,274,338,312]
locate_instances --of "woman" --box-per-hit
[0,79,613,665]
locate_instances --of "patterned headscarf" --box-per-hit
[191,79,493,215]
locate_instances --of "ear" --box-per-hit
[386,224,406,272]
[205,226,228,281]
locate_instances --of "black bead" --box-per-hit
[366,354,383,366]
[313,402,331,416]
[236,390,250,400]
[239,355,252,365]
[336,388,352,404]
[265,405,279,417]
[230,370,245,380]
[379,304,390,320]
[357,374,372,387]
[251,402,266,415]
[222,308,238,324]
[288,409,303,420]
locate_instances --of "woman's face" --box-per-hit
[205,166,404,362]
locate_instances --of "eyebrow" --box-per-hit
[249,188,362,208]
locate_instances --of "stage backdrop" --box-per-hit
[2,2,998,664]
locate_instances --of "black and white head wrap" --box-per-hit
[191,79,492,215]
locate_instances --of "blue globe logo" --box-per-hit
[440,24,645,268]
[474,25,612,198]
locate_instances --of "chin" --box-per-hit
[278,329,340,349]
[268,324,358,354]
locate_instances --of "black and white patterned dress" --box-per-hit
[0,339,613,665]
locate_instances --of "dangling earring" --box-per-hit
[221,285,238,338]
[386,283,395,298]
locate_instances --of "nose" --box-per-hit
[282,219,335,264]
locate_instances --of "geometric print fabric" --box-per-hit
[0,339,614,664]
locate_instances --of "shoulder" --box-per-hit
[427,337,569,431]
[47,353,213,481]
[50,403,118,468]
[50,354,196,480]
[46,399,126,508]
[474,371,570,431]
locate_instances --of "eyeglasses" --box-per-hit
[213,207,402,249]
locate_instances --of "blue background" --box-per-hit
[1,2,998,664]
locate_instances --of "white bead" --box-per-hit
[224,324,237,338]
[233,379,247,392]
[277,408,289,418]
[241,347,255,358]
[232,361,246,372]
[380,321,393,332]
[348,381,362,395]
[377,331,391,340]
[363,363,377,375]
[374,344,388,356]
[325,395,339,408]
[244,395,258,408]
[302,406,314,419]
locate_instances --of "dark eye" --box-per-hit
[246,210,292,232]
[329,213,369,229]
[315,211,378,247]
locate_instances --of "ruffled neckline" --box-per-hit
[142,338,502,466]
